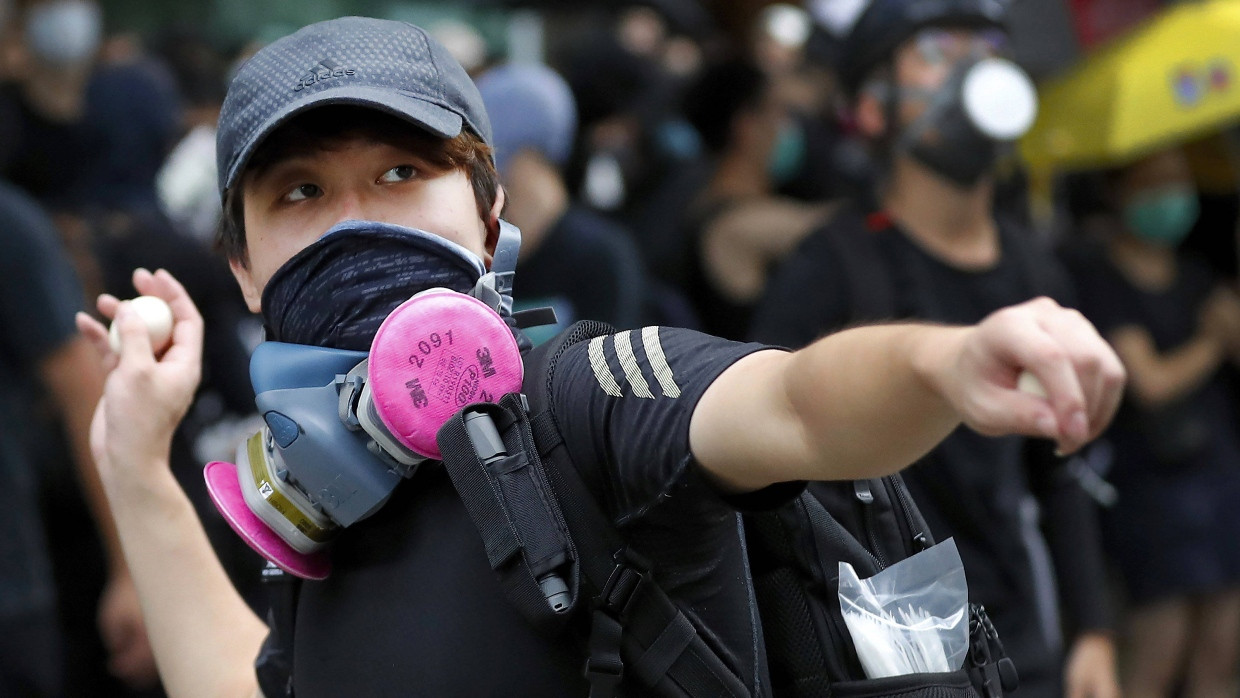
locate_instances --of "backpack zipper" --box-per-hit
[886,476,931,553]
[853,480,888,569]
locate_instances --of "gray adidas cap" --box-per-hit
[216,16,493,196]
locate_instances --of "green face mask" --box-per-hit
[1123,187,1200,247]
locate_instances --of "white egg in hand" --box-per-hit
[108,295,174,354]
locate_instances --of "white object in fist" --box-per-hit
[1017,370,1047,398]
[108,295,174,354]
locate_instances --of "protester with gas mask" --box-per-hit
[74,17,1124,696]
[752,2,1120,696]
[1061,147,1240,697]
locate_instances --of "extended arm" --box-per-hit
[692,297,1125,492]
[77,268,265,698]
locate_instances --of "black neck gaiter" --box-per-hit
[260,220,486,351]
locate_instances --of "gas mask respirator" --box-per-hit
[892,57,1038,187]
[204,219,528,580]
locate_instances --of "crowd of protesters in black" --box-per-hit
[2,0,1238,696]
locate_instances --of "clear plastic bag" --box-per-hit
[838,538,969,679]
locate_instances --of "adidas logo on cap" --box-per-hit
[294,58,356,92]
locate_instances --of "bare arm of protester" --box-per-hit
[1109,324,1223,409]
[1063,631,1120,698]
[76,268,266,698]
[701,198,834,303]
[1201,284,1240,366]
[1108,283,1240,408]
[39,336,158,687]
[692,297,1125,492]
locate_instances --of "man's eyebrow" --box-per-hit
[248,155,321,187]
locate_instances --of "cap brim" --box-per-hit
[222,84,466,193]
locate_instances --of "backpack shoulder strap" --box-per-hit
[439,321,752,698]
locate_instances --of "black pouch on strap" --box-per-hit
[437,394,581,635]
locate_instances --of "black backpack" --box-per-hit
[437,317,1016,698]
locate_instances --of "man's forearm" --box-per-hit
[105,463,265,698]
[1114,329,1222,408]
[692,323,969,491]
[785,323,967,478]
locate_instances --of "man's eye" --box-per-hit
[379,165,417,183]
[285,184,322,202]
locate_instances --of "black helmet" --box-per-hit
[836,0,1008,95]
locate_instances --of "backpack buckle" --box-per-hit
[583,634,625,698]
[585,589,627,698]
[598,549,651,615]
[583,549,652,698]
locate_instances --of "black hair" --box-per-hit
[682,58,769,154]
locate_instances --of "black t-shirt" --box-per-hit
[259,327,784,697]
[0,62,181,214]
[750,210,1073,346]
[751,209,1094,693]
[752,207,1063,591]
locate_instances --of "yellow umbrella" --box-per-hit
[1021,0,1240,173]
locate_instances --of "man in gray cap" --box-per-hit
[77,16,1124,697]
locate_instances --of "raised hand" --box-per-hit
[75,267,204,483]
[936,297,1126,455]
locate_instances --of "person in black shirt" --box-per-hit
[1062,148,1240,697]
[752,2,1119,696]
[75,17,1124,697]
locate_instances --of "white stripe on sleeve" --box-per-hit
[588,336,624,397]
[641,326,681,398]
[613,331,655,399]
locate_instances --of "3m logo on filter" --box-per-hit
[294,58,356,92]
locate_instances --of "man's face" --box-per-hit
[857,27,1004,137]
[889,27,1003,127]
[230,135,493,313]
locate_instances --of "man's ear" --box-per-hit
[854,92,887,140]
[228,257,263,314]
[482,185,507,269]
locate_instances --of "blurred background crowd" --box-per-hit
[3,0,1240,696]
